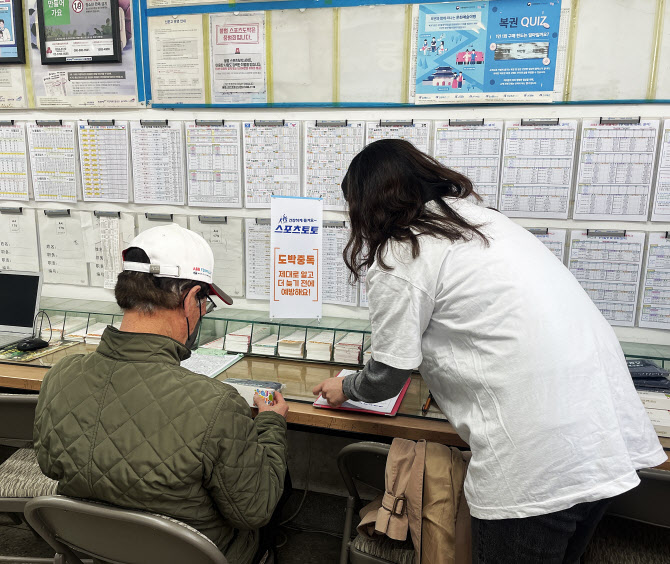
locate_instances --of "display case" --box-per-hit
[39,298,372,367]
[38,298,670,369]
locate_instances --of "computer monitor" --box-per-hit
[0,271,43,334]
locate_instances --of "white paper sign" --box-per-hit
[210,12,267,104]
[270,196,323,319]
[38,211,89,286]
[0,208,39,271]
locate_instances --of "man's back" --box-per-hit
[34,327,287,564]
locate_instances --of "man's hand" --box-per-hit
[312,377,347,407]
[253,391,289,419]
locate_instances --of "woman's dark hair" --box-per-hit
[342,139,489,281]
[115,247,208,313]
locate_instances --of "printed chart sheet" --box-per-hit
[529,228,567,262]
[304,121,364,210]
[243,121,300,208]
[131,121,185,205]
[640,233,670,330]
[0,123,29,200]
[568,231,645,327]
[27,122,76,202]
[189,216,245,297]
[365,121,430,153]
[304,121,365,210]
[245,219,271,299]
[652,122,670,221]
[574,119,659,221]
[433,120,503,208]
[500,120,577,219]
[38,211,89,285]
[186,122,242,207]
[359,267,368,308]
[77,121,130,203]
[81,212,135,289]
[323,223,357,306]
[0,209,39,271]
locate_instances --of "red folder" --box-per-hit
[313,373,411,417]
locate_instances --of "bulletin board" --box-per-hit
[2,0,670,108]
[135,0,670,109]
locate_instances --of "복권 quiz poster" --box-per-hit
[411,0,569,104]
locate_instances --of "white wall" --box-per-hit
[2,102,670,346]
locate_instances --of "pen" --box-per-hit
[422,392,434,415]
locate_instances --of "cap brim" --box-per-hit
[209,283,233,305]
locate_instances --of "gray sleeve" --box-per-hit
[342,357,412,403]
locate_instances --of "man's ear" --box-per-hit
[184,285,201,311]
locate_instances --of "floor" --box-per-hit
[1,490,669,563]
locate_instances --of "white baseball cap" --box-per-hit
[122,224,233,305]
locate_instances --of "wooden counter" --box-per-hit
[1,349,667,470]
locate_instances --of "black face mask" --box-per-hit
[184,297,203,351]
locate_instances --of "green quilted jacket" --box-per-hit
[34,327,288,564]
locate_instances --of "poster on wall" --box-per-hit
[0,0,25,62]
[209,12,266,104]
[147,15,206,104]
[410,0,569,104]
[270,196,323,320]
[26,0,138,106]
[36,0,121,63]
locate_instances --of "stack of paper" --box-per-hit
[278,330,306,359]
[646,408,670,438]
[181,352,243,378]
[334,332,364,364]
[306,331,334,361]
[225,324,272,353]
[637,389,670,438]
[84,322,121,345]
[64,321,120,345]
[200,336,226,350]
[252,334,278,355]
[363,348,372,364]
[39,316,87,341]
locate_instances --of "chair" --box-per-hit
[0,393,40,449]
[337,442,415,564]
[25,496,230,564]
[0,393,59,563]
[606,468,670,528]
[0,393,57,517]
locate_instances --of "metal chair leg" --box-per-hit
[340,496,356,564]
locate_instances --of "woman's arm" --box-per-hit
[343,358,412,403]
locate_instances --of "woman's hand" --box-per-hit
[312,378,347,407]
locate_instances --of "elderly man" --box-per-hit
[34,224,288,564]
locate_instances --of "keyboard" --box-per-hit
[0,334,21,349]
[627,359,670,379]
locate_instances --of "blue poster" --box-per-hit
[413,0,565,104]
[0,0,19,60]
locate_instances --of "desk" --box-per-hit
[1,345,668,470]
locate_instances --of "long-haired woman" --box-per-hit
[313,139,665,562]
